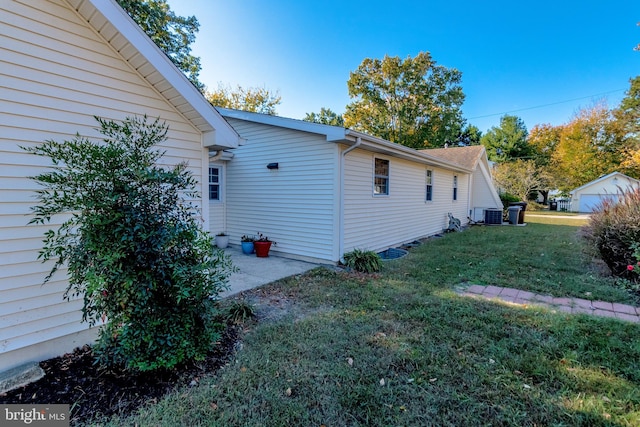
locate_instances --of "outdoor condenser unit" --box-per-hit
[484,209,503,225]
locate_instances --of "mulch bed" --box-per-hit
[0,326,239,425]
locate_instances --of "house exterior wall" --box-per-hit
[1,0,206,372]
[342,148,469,253]
[570,174,640,212]
[469,161,502,218]
[223,118,340,263]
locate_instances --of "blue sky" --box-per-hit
[171,1,639,134]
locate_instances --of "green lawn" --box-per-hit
[98,216,640,426]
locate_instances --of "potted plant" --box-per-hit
[215,232,229,249]
[240,235,255,255]
[254,232,276,257]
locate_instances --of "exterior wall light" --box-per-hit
[267,162,279,169]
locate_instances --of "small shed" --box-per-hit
[569,172,640,212]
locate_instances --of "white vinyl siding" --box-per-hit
[343,150,469,253]
[223,119,339,262]
[570,173,640,212]
[1,0,206,372]
[469,166,500,211]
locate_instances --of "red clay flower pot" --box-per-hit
[254,241,272,257]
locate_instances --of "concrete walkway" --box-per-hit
[526,214,591,220]
[220,246,321,298]
[460,284,640,323]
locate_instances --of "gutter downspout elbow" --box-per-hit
[209,150,224,161]
[338,137,362,262]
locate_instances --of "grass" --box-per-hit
[95,216,640,426]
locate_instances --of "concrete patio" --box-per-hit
[220,246,322,298]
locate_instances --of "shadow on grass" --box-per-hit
[104,268,640,427]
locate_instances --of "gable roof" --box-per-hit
[66,0,240,150]
[216,108,472,173]
[420,145,486,170]
[570,171,640,194]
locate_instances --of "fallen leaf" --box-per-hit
[429,378,437,382]
[489,358,495,364]
[210,402,218,410]
[285,387,292,396]
[523,384,531,389]
[347,357,354,366]
[379,378,385,386]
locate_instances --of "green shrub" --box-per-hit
[582,188,640,279]
[342,249,383,273]
[25,116,234,372]
[499,192,521,205]
[499,192,521,219]
[226,300,256,324]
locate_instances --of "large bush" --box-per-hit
[582,188,640,279]
[25,116,234,371]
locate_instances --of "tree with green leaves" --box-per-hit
[117,0,204,91]
[551,102,621,191]
[456,124,482,146]
[303,108,345,126]
[613,76,640,177]
[481,115,531,162]
[24,116,233,371]
[344,52,465,149]
[206,84,281,115]
[527,123,563,203]
[492,159,542,201]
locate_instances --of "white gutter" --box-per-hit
[338,137,362,262]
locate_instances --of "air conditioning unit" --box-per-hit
[484,208,503,225]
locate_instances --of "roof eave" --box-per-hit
[67,0,241,150]
[346,130,472,173]
[216,107,348,142]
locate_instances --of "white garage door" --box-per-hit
[578,194,620,212]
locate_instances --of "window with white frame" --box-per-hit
[209,167,221,201]
[426,170,433,201]
[453,175,458,201]
[374,158,389,195]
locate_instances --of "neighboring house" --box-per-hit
[211,108,503,264]
[0,0,240,373]
[421,146,503,222]
[569,172,640,212]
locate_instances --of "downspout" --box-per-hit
[209,150,224,161]
[467,171,473,222]
[338,137,362,262]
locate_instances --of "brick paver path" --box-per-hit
[460,284,640,323]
